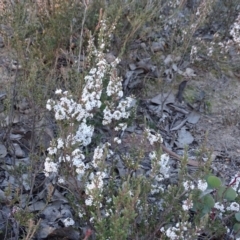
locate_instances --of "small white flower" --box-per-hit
[227,202,239,212]
[89,68,97,74]
[58,178,65,184]
[165,227,178,239]
[47,146,57,155]
[46,100,52,111]
[197,179,208,191]
[85,197,94,206]
[57,138,64,149]
[79,212,83,218]
[55,89,62,95]
[214,202,225,212]
[63,217,75,227]
[114,137,121,144]
[149,151,157,160]
[183,181,195,191]
[182,199,193,211]
[44,160,58,175]
[145,128,163,145]
[159,154,170,179]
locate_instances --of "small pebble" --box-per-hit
[0,36,4,48]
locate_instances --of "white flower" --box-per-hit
[183,181,195,191]
[89,68,97,74]
[58,177,65,184]
[151,183,163,194]
[63,217,75,227]
[93,146,104,166]
[114,123,127,131]
[118,90,123,98]
[85,197,93,206]
[112,110,122,120]
[85,171,106,196]
[182,199,193,211]
[55,89,62,95]
[78,211,85,218]
[57,138,64,149]
[159,154,170,178]
[47,145,57,155]
[214,202,225,212]
[149,151,157,160]
[72,154,85,167]
[44,159,58,175]
[165,227,178,239]
[103,106,112,125]
[145,128,163,145]
[75,122,94,146]
[46,99,53,111]
[114,137,121,144]
[197,179,208,191]
[227,202,239,212]
[76,166,86,179]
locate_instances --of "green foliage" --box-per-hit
[235,212,240,222]
[207,175,222,188]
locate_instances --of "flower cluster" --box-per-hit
[81,53,107,112]
[161,222,190,240]
[102,96,134,125]
[85,171,107,207]
[145,128,163,145]
[44,30,135,178]
[46,90,91,121]
[43,17,139,234]
[63,217,75,227]
[149,151,170,194]
[230,13,240,49]
[182,198,193,211]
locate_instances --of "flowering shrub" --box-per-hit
[42,15,177,238]
[42,19,240,240]
[40,3,240,239]
[2,0,240,239]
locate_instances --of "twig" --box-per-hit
[161,144,202,167]
[77,1,89,73]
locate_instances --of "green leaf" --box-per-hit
[202,205,212,214]
[224,187,237,201]
[233,223,240,232]
[217,186,226,198]
[207,176,221,189]
[203,194,215,209]
[235,212,240,222]
[203,174,213,181]
[192,201,202,212]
